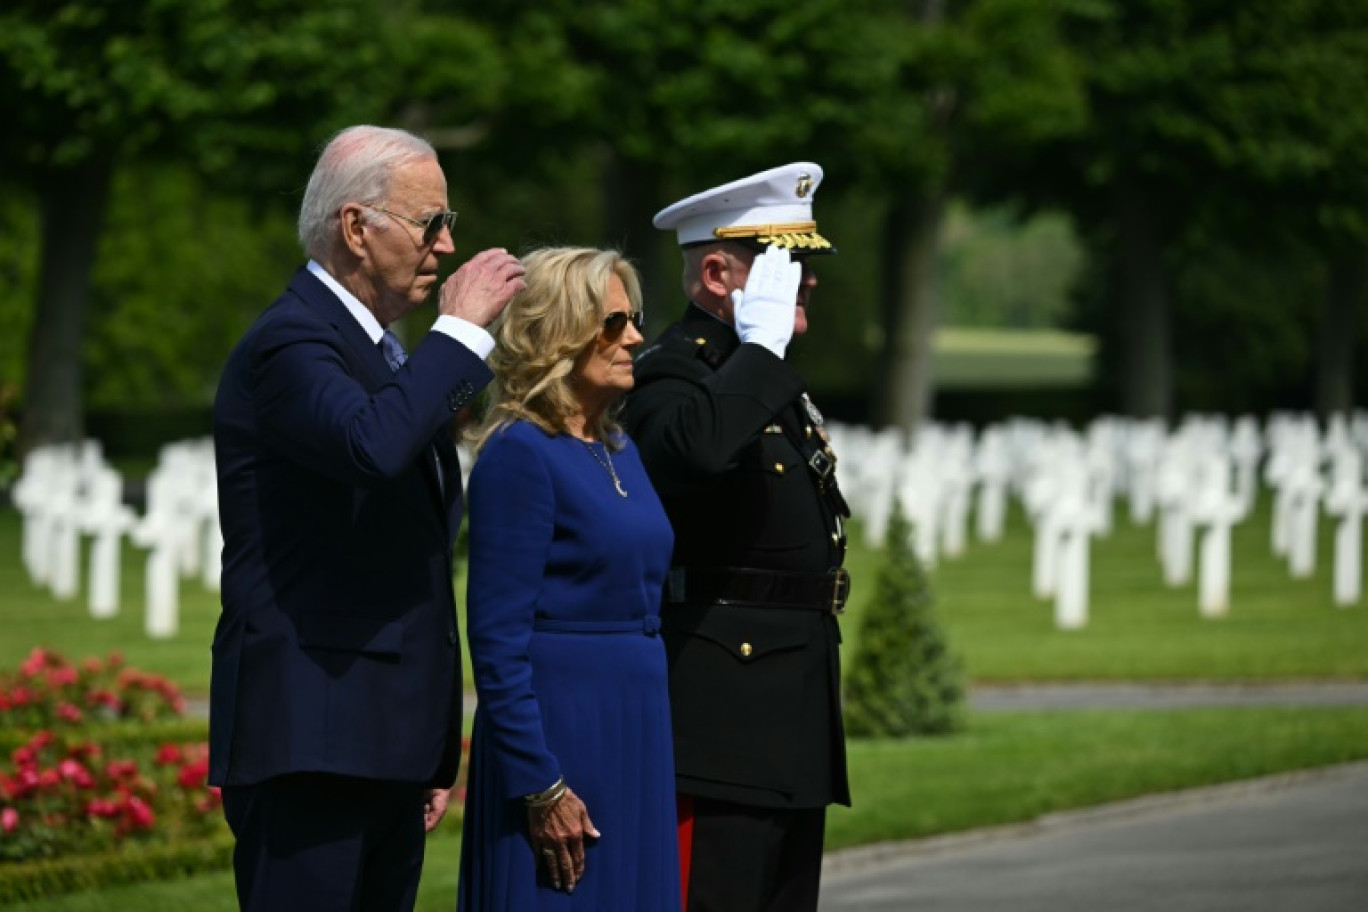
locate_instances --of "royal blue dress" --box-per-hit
[457,420,680,911]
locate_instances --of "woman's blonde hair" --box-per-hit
[470,246,643,454]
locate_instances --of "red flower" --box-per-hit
[195,788,223,813]
[9,687,32,707]
[86,689,123,713]
[155,744,183,766]
[124,795,155,830]
[18,648,49,677]
[58,759,95,789]
[57,702,83,723]
[2,807,18,833]
[81,657,103,674]
[177,757,210,790]
[46,667,78,689]
[86,798,120,819]
[14,768,40,793]
[105,759,139,780]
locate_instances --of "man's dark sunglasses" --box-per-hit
[602,310,645,341]
[362,203,459,245]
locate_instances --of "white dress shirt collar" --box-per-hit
[308,260,384,344]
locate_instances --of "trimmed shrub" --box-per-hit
[844,498,966,736]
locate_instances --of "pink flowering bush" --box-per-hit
[0,649,184,731]
[0,650,222,865]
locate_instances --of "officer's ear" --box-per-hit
[699,249,735,299]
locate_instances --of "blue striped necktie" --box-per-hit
[379,330,444,497]
[380,329,407,372]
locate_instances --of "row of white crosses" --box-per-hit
[827,423,980,567]
[11,438,220,638]
[829,409,1368,630]
[1268,412,1368,605]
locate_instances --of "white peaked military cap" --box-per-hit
[653,162,835,254]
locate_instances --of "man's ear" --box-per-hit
[338,204,369,258]
[699,250,733,299]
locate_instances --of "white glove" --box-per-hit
[731,246,801,358]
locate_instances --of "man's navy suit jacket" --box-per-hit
[209,267,489,789]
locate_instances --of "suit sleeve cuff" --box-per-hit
[432,315,495,361]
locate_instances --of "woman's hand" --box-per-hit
[528,787,600,892]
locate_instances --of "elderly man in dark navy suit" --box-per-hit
[211,125,525,911]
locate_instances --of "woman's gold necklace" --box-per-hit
[582,439,628,497]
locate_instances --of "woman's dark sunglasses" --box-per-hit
[601,310,645,341]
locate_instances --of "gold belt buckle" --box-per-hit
[829,568,849,615]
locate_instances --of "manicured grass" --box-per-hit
[827,706,1368,849]
[933,327,1094,389]
[0,509,219,692]
[10,705,1368,911]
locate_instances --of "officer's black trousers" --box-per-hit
[685,795,826,912]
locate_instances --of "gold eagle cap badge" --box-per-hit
[795,173,813,198]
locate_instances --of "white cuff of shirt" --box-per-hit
[432,315,495,361]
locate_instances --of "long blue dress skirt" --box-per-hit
[457,422,679,911]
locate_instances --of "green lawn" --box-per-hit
[932,327,1094,389]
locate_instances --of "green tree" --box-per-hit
[458,0,860,308]
[844,500,965,737]
[823,0,1088,434]
[1000,0,1368,418]
[0,0,396,454]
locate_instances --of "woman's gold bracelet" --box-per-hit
[524,776,567,808]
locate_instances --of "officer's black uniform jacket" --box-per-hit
[622,304,851,810]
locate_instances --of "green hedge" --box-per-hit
[0,720,209,755]
[0,835,233,904]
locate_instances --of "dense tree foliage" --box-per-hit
[996,0,1368,419]
[1,0,1364,455]
[0,0,397,452]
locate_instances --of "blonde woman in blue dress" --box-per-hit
[458,247,680,910]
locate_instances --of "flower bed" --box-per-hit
[0,647,473,901]
[0,648,183,732]
[0,649,227,902]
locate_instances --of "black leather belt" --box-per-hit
[665,567,850,615]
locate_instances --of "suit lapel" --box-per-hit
[290,268,393,391]
[291,267,453,523]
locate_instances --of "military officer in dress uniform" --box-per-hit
[622,163,851,912]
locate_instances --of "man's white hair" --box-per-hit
[297,125,437,261]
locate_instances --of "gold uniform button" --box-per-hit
[740,643,753,657]
[773,462,785,474]
[694,337,707,345]
[805,425,814,438]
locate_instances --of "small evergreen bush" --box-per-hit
[844,498,966,736]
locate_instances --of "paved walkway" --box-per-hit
[969,680,1368,712]
[820,761,1368,911]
